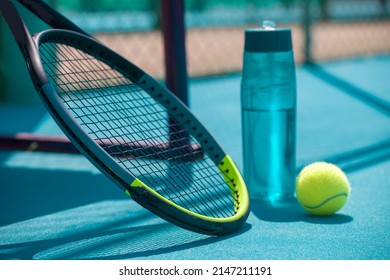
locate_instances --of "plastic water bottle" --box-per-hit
[241,20,297,202]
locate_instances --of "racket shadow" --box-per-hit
[0,155,250,260]
[0,152,190,227]
[0,159,123,227]
[251,198,353,224]
[0,210,160,260]
[0,202,251,260]
[82,223,252,260]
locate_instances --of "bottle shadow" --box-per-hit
[250,198,353,224]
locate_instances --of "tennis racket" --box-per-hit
[0,0,249,235]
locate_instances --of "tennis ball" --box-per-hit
[296,162,351,216]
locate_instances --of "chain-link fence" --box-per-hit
[49,0,164,78]
[1,0,389,103]
[184,0,390,76]
[50,0,390,80]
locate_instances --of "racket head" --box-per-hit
[33,29,249,235]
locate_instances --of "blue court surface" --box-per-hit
[0,56,389,260]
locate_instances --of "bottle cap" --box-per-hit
[244,20,292,52]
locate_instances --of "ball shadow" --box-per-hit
[301,213,353,224]
[250,197,353,224]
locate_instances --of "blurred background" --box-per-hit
[0,0,389,103]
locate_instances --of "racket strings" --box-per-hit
[45,44,171,146]
[43,43,196,156]
[166,164,235,216]
[39,40,237,218]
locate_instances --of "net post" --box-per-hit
[161,0,189,105]
[303,0,314,65]
[161,0,191,150]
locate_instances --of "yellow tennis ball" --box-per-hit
[296,162,351,216]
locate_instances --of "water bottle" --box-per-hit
[241,20,297,202]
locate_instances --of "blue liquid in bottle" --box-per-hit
[241,23,297,201]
